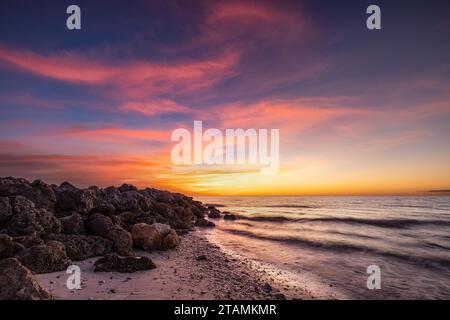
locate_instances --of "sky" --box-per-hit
[0,0,449,196]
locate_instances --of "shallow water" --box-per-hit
[197,196,450,299]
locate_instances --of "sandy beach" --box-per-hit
[37,231,336,300]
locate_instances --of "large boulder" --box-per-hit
[0,177,56,210]
[4,196,61,236]
[54,182,96,214]
[45,234,113,261]
[108,225,134,256]
[131,223,180,251]
[85,213,113,237]
[85,213,133,256]
[15,241,70,274]
[60,212,86,235]
[13,232,44,248]
[94,253,155,273]
[0,234,24,259]
[0,258,53,300]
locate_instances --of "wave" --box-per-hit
[222,229,450,270]
[236,215,450,229]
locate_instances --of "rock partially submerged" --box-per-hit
[94,253,156,273]
[0,258,52,300]
[195,218,216,227]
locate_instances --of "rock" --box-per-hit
[118,211,156,230]
[54,182,96,214]
[223,213,237,221]
[85,213,113,237]
[161,229,181,250]
[0,234,24,259]
[109,225,134,256]
[60,212,86,235]
[118,184,138,193]
[0,258,53,300]
[89,202,115,216]
[94,253,156,273]
[0,197,12,226]
[207,206,222,219]
[0,177,56,210]
[45,234,112,261]
[275,293,286,300]
[13,232,44,248]
[4,196,61,236]
[195,218,215,227]
[15,241,70,274]
[131,223,180,251]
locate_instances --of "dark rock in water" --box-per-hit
[0,234,24,259]
[60,212,86,235]
[15,241,70,274]
[0,258,53,300]
[195,218,216,227]
[0,177,56,210]
[108,225,134,256]
[131,223,180,251]
[45,234,113,261]
[94,253,156,273]
[5,196,61,236]
[54,182,96,214]
[85,213,113,238]
[0,197,12,226]
[223,213,237,221]
[207,206,222,219]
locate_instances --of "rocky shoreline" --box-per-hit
[0,176,285,300]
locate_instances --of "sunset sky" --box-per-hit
[0,0,449,195]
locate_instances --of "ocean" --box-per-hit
[196,196,450,299]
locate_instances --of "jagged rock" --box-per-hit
[13,232,44,248]
[15,241,70,274]
[94,253,155,273]
[85,213,113,237]
[131,223,180,251]
[195,218,215,227]
[0,234,24,259]
[223,213,237,220]
[0,197,12,226]
[54,182,96,214]
[89,202,115,216]
[5,196,61,236]
[0,177,56,210]
[45,234,112,261]
[208,206,222,219]
[161,229,181,249]
[60,212,85,235]
[109,225,134,256]
[0,258,53,300]
[118,211,156,230]
[118,184,138,193]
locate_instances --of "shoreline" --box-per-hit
[37,231,333,300]
[36,231,290,300]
